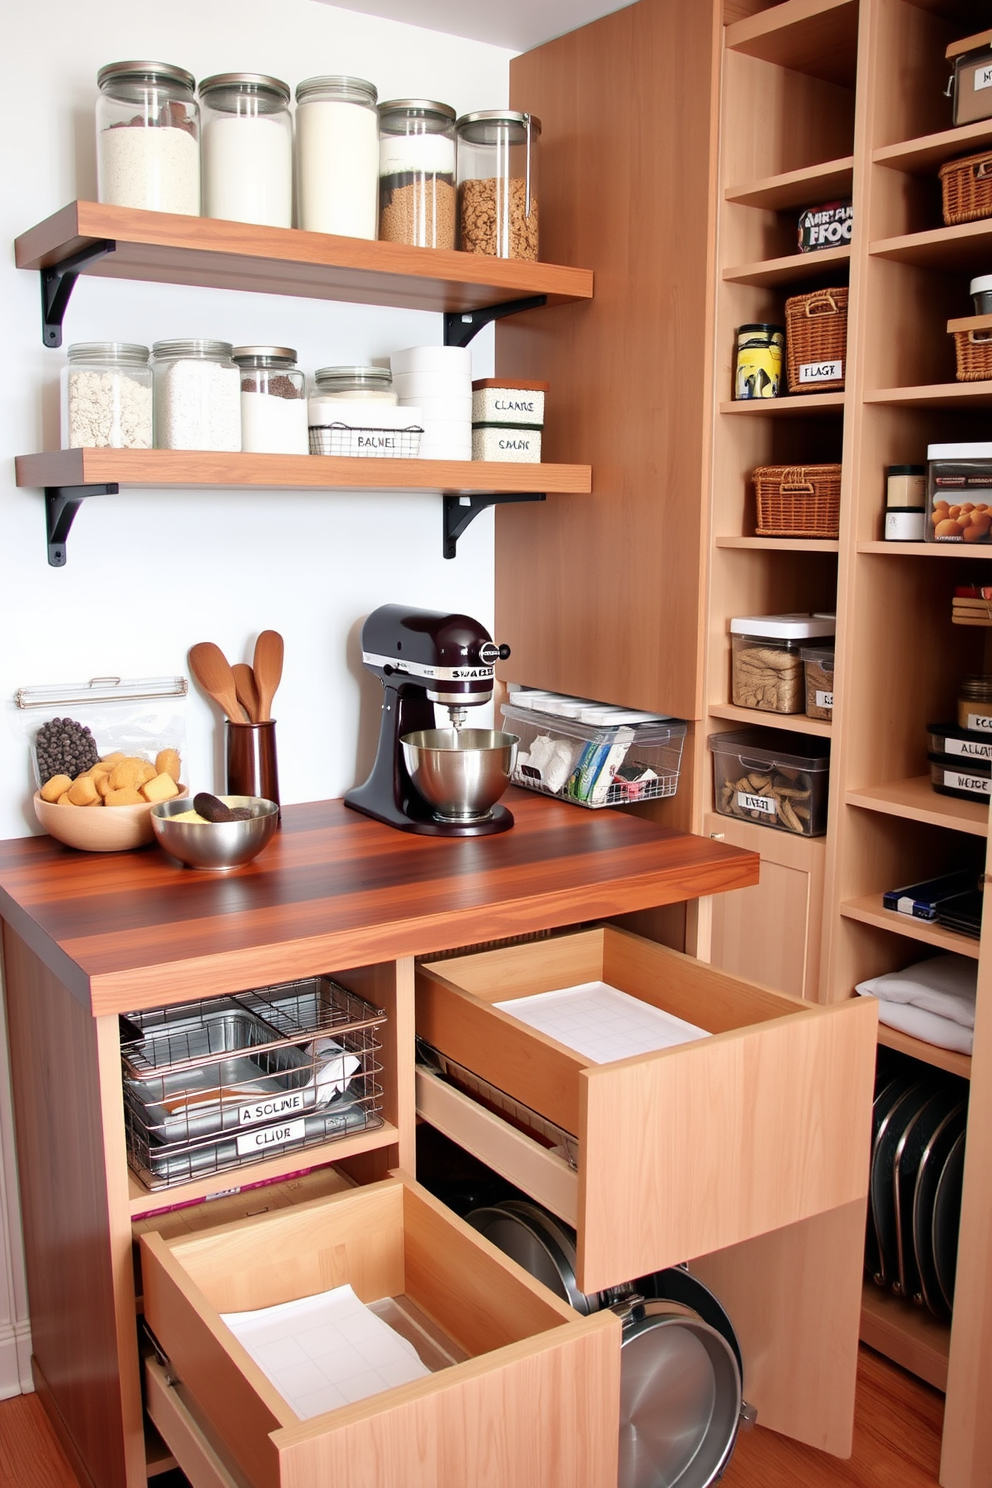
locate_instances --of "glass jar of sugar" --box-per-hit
[96,61,200,216]
[233,347,308,455]
[61,343,153,450]
[151,340,241,451]
[199,74,293,229]
[309,367,398,415]
[378,100,457,249]
[295,76,379,239]
[455,110,541,260]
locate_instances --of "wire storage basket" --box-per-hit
[308,422,423,457]
[952,327,992,380]
[121,977,385,1190]
[753,463,842,539]
[940,150,992,226]
[500,701,686,808]
[784,287,848,393]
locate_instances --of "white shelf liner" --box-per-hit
[494,981,710,1064]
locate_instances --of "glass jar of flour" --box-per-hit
[151,340,241,451]
[61,344,153,450]
[378,100,457,249]
[295,76,379,239]
[199,74,293,229]
[96,61,200,216]
[233,346,308,455]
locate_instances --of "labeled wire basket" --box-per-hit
[753,463,841,538]
[939,150,992,226]
[121,977,385,1190]
[308,422,423,457]
[501,701,686,808]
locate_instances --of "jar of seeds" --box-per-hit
[378,99,457,249]
[455,110,540,260]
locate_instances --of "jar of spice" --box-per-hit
[378,100,457,248]
[96,61,200,216]
[151,340,241,451]
[309,367,398,413]
[958,675,992,733]
[199,74,293,229]
[455,110,540,260]
[233,347,308,455]
[61,343,153,450]
[295,76,379,239]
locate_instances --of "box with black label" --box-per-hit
[949,32,992,126]
[929,752,992,802]
[926,441,992,544]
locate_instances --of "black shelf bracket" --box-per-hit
[443,295,547,348]
[41,240,117,347]
[46,484,118,567]
[443,492,545,559]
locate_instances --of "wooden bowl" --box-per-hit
[33,786,188,853]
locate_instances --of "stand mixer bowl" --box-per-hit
[401,729,519,822]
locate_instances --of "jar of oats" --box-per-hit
[455,110,540,260]
[378,100,456,249]
[61,344,153,450]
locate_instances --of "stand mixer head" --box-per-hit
[344,605,518,836]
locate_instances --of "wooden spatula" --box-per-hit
[188,642,246,722]
[232,663,261,724]
[253,630,284,722]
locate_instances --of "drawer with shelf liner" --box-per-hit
[140,1176,619,1488]
[415,925,878,1293]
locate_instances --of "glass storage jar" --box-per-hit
[295,76,379,239]
[151,340,241,451]
[958,675,992,733]
[199,74,293,229]
[455,110,540,260]
[233,346,308,455]
[96,61,200,216]
[61,343,153,450]
[309,367,398,412]
[378,99,457,249]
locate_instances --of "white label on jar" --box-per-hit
[815,689,833,709]
[236,1117,306,1157]
[799,360,843,383]
[944,769,991,796]
[966,712,992,732]
[974,64,992,91]
[737,790,776,815]
[237,1090,309,1126]
[946,735,992,760]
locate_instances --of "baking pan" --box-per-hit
[912,1102,967,1318]
[892,1082,962,1300]
[869,1077,929,1288]
[934,1129,967,1311]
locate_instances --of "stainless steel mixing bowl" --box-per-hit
[400,729,518,821]
[151,796,279,870]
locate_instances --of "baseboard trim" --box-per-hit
[0,1321,33,1399]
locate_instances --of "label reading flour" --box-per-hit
[237,1090,309,1126]
[799,360,843,383]
[966,712,992,732]
[236,1117,306,1158]
[944,769,991,796]
[816,689,833,709]
[947,735,992,760]
[974,64,992,91]
[737,790,776,815]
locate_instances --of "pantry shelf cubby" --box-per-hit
[839,895,982,964]
[724,156,856,211]
[722,243,851,286]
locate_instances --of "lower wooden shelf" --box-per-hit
[840,895,981,961]
[860,1280,950,1392]
[708,702,832,737]
[846,777,990,837]
[715,535,840,551]
[876,1023,972,1081]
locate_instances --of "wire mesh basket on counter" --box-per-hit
[501,701,686,808]
[308,422,423,458]
[121,977,385,1190]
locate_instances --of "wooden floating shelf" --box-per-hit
[873,119,992,177]
[15,201,594,317]
[840,894,981,962]
[715,535,840,551]
[948,312,992,333]
[723,243,851,287]
[724,0,859,90]
[719,391,845,416]
[870,218,992,273]
[846,776,989,837]
[858,539,992,555]
[860,1281,949,1393]
[724,156,855,211]
[708,703,832,738]
[865,380,992,408]
[877,1023,972,1082]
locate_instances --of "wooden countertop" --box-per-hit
[0,791,758,1017]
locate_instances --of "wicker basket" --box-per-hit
[952,327,992,381]
[784,287,848,393]
[939,150,992,226]
[753,464,842,539]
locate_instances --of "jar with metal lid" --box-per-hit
[199,74,293,228]
[296,76,379,239]
[232,347,308,455]
[151,340,241,451]
[61,344,153,450]
[309,366,398,409]
[96,61,200,216]
[734,324,784,399]
[958,675,992,733]
[455,110,540,260]
[378,100,456,249]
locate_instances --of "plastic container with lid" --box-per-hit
[96,61,200,216]
[151,339,241,451]
[928,721,992,765]
[708,728,831,836]
[926,441,992,544]
[886,464,926,508]
[455,110,540,260]
[958,675,992,733]
[972,276,992,314]
[199,74,292,229]
[61,343,153,450]
[929,753,992,802]
[233,347,307,455]
[310,367,397,406]
[729,615,835,715]
[378,99,456,248]
[296,76,379,239]
[801,646,834,721]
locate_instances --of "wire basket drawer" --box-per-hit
[501,701,686,808]
[121,977,385,1190]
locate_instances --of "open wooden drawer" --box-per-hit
[140,1175,620,1488]
[416,926,878,1294]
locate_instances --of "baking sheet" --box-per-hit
[494,981,709,1063]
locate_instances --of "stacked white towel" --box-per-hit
[855,954,977,1054]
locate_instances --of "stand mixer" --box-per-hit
[345,605,517,836]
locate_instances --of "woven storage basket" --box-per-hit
[940,150,992,226]
[753,464,842,539]
[785,287,848,393]
[952,327,992,380]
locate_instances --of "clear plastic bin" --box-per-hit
[801,646,834,721]
[708,728,831,837]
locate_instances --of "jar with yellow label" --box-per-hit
[735,324,785,399]
[958,675,992,734]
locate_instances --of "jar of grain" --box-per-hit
[199,74,293,229]
[378,100,456,249]
[61,343,153,450]
[151,340,241,451]
[96,62,200,216]
[233,347,308,455]
[295,76,379,239]
[958,675,992,733]
[455,110,540,260]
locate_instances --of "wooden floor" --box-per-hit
[0,1345,943,1488]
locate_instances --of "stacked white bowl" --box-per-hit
[390,345,472,461]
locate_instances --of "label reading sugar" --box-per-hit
[799,360,843,383]
[946,735,992,760]
[238,1090,309,1127]
[816,689,833,709]
[944,769,991,796]
[737,790,776,815]
[974,64,992,91]
[966,712,992,732]
[236,1117,306,1158]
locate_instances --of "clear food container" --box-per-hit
[151,339,241,451]
[309,365,398,410]
[929,753,992,803]
[801,646,834,721]
[730,615,835,714]
[378,99,457,248]
[232,345,308,455]
[927,721,992,765]
[926,443,992,544]
[708,728,831,837]
[199,73,293,229]
[96,60,200,216]
[61,343,153,450]
[295,75,379,239]
[455,110,540,260]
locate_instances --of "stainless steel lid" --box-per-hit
[199,73,290,103]
[379,99,456,121]
[314,365,393,386]
[151,339,234,361]
[465,1202,598,1314]
[97,61,195,91]
[296,75,377,106]
[455,109,542,143]
[232,346,298,365]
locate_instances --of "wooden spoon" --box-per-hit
[253,630,285,722]
[188,642,246,722]
[232,663,261,724]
